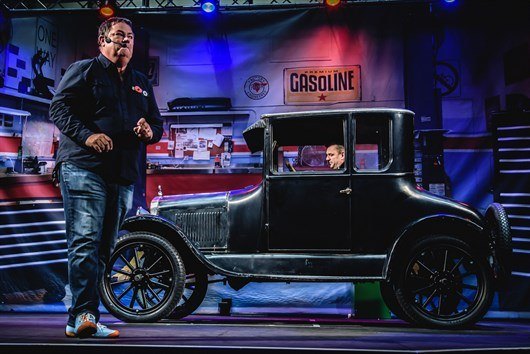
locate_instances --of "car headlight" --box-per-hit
[150,197,160,215]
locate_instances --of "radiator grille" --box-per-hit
[174,209,227,249]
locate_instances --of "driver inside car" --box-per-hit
[325,144,345,169]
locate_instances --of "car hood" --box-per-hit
[152,191,228,214]
[152,184,260,215]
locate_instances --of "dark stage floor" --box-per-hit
[1,313,530,353]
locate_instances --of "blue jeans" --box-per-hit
[60,162,133,326]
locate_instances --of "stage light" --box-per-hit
[98,0,116,18]
[325,0,341,7]
[443,0,456,3]
[200,0,219,14]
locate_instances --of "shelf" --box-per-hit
[147,167,262,175]
[160,110,253,117]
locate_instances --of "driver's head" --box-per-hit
[326,144,345,169]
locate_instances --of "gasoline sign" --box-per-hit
[284,65,361,104]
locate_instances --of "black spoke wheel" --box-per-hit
[168,268,208,319]
[394,235,493,328]
[100,232,186,323]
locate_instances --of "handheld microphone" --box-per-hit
[104,37,127,48]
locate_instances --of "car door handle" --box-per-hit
[339,187,352,195]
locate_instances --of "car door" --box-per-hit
[350,112,397,253]
[266,114,351,251]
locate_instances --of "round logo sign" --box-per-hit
[244,75,269,100]
[435,62,459,96]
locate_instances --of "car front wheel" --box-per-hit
[393,235,493,328]
[100,231,186,322]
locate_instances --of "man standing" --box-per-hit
[326,144,345,170]
[50,17,163,338]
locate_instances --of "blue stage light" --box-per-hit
[201,0,218,13]
[443,0,456,3]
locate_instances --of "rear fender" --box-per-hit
[384,215,487,279]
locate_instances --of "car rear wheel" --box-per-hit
[379,280,411,322]
[485,203,512,286]
[100,231,186,322]
[168,268,208,319]
[394,235,493,328]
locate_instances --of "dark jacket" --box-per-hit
[50,53,163,185]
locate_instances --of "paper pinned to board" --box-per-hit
[199,128,217,140]
[193,150,210,160]
[213,133,224,147]
[198,139,207,152]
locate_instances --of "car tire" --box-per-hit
[100,231,186,323]
[379,280,411,322]
[168,268,208,319]
[393,235,494,328]
[485,203,512,286]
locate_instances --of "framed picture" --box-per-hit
[147,56,159,86]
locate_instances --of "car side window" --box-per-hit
[354,115,391,171]
[271,116,346,174]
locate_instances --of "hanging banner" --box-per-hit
[34,17,58,80]
[31,17,58,97]
[284,65,361,104]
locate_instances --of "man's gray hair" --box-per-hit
[327,143,344,154]
[98,17,133,44]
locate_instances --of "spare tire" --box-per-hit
[485,203,512,286]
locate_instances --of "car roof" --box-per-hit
[243,108,414,153]
[261,107,414,120]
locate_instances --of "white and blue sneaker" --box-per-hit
[65,324,76,337]
[66,322,119,338]
[73,312,97,338]
[93,322,120,338]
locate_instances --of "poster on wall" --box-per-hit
[284,65,361,104]
[147,56,159,86]
[33,17,58,98]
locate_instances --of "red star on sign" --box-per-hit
[318,94,327,101]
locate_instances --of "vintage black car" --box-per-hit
[100,108,512,328]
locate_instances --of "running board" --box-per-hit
[204,253,386,281]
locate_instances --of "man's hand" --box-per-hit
[134,117,153,142]
[85,133,113,153]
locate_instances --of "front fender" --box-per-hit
[383,214,487,279]
[121,214,223,275]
